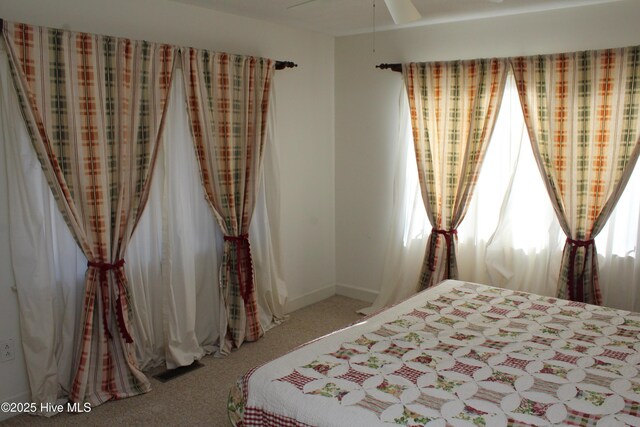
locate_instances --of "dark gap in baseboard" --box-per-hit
[153,360,204,383]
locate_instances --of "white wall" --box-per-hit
[335,0,640,298]
[0,0,335,414]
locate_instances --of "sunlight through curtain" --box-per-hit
[402,59,508,290]
[364,71,640,313]
[512,47,640,304]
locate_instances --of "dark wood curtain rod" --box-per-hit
[0,19,297,70]
[376,63,402,73]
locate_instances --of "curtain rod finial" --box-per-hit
[376,63,402,73]
[275,61,298,70]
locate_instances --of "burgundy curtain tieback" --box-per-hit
[565,237,595,303]
[224,234,250,243]
[429,228,458,272]
[87,258,133,343]
[224,234,254,302]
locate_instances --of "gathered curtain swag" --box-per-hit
[2,20,277,406]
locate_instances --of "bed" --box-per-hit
[228,280,640,426]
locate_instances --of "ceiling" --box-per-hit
[169,0,623,36]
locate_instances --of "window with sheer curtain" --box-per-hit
[364,72,639,315]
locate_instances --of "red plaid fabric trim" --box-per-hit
[507,418,538,427]
[487,307,511,317]
[551,352,580,364]
[275,371,316,391]
[242,366,260,402]
[392,365,425,385]
[450,308,473,318]
[447,361,482,377]
[500,356,531,370]
[622,398,640,417]
[407,309,431,320]
[572,333,600,344]
[567,301,587,309]
[337,368,373,386]
[564,407,603,426]
[529,303,551,312]
[243,407,314,427]
[599,348,631,361]
[615,328,639,338]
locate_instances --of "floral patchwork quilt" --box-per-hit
[228,280,640,426]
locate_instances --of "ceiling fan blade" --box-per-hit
[287,0,317,9]
[383,0,421,25]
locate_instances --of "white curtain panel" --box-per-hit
[127,67,223,370]
[1,52,287,405]
[597,162,640,310]
[1,47,83,407]
[367,72,640,312]
[251,88,289,329]
[457,73,565,298]
[359,90,424,315]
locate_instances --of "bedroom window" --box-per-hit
[399,71,639,305]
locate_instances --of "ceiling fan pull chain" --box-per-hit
[373,0,376,53]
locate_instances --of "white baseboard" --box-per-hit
[285,284,336,314]
[0,390,31,422]
[335,283,379,303]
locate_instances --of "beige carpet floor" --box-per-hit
[2,295,366,426]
